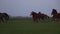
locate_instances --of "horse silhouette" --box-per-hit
[51,9,60,21]
[0,12,9,24]
[30,11,39,22]
[30,11,49,22]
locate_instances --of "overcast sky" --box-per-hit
[0,0,60,17]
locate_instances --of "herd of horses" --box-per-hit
[30,9,60,22]
[0,9,60,24]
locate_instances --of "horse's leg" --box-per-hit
[51,17,57,23]
[4,17,8,24]
[33,18,36,22]
[0,18,1,23]
[41,17,44,21]
[38,17,41,21]
[33,17,38,23]
[1,17,4,24]
[3,16,9,24]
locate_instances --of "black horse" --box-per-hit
[3,13,9,21]
[0,12,9,24]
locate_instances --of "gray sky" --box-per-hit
[0,0,60,17]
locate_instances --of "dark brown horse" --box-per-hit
[38,12,49,20]
[30,11,39,22]
[30,11,49,22]
[51,9,60,21]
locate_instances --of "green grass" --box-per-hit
[0,18,60,34]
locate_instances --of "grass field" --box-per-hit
[0,18,60,34]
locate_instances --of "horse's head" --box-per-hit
[51,9,57,15]
[30,11,37,16]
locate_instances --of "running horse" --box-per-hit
[30,11,49,22]
[0,13,4,23]
[38,12,49,20]
[51,9,60,21]
[0,12,9,24]
[30,11,39,22]
[3,13,9,22]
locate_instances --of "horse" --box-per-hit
[51,9,60,21]
[30,11,39,22]
[0,12,9,24]
[2,13,9,22]
[30,11,49,22]
[38,12,44,20]
[0,13,5,24]
[38,12,49,20]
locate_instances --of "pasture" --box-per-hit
[0,17,60,34]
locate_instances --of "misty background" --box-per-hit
[0,0,60,17]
